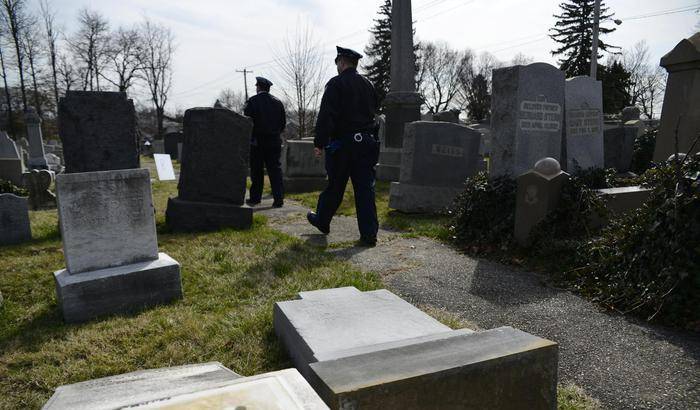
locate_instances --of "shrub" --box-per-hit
[0,179,28,196]
[631,126,657,175]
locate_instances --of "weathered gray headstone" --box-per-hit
[432,108,460,123]
[43,365,328,410]
[22,169,56,210]
[54,168,182,323]
[389,121,482,213]
[151,139,165,154]
[58,91,138,173]
[0,194,31,246]
[377,0,423,182]
[654,32,700,162]
[604,126,636,172]
[622,106,641,122]
[514,158,569,246]
[0,131,20,159]
[282,140,326,193]
[25,108,48,169]
[166,107,253,231]
[274,287,558,409]
[491,63,565,177]
[591,186,652,228]
[564,76,604,171]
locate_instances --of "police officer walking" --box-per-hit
[307,46,380,246]
[244,77,286,208]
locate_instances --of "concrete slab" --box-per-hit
[43,362,241,410]
[310,327,558,410]
[54,253,183,323]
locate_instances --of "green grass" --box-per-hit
[289,181,451,240]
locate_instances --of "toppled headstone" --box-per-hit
[22,169,56,210]
[153,154,176,181]
[282,140,326,193]
[564,76,604,171]
[274,287,558,409]
[58,91,138,173]
[25,108,48,169]
[0,194,31,246]
[389,121,481,213]
[491,63,565,177]
[654,32,700,162]
[54,168,182,323]
[166,107,253,231]
[43,364,328,410]
[432,108,461,123]
[514,158,569,246]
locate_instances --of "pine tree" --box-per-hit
[363,0,392,106]
[466,74,490,122]
[549,0,618,77]
[599,60,632,114]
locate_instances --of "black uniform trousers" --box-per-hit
[249,143,284,204]
[315,133,380,239]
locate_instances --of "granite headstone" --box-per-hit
[58,91,138,173]
[0,194,31,245]
[282,140,326,193]
[491,63,565,177]
[22,169,56,210]
[0,131,20,159]
[564,76,604,171]
[54,168,181,323]
[389,121,482,213]
[166,107,253,231]
[25,108,48,169]
[164,131,183,161]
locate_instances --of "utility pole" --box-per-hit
[236,68,253,100]
[590,0,602,79]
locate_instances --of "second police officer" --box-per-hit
[307,46,380,246]
[244,76,286,208]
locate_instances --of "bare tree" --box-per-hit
[22,14,45,116]
[139,18,174,138]
[0,21,14,131]
[418,41,467,113]
[104,26,142,92]
[623,40,666,118]
[70,8,110,91]
[1,0,30,110]
[56,52,77,94]
[39,0,59,109]
[273,21,325,139]
[474,52,503,88]
[217,88,246,113]
[511,52,534,66]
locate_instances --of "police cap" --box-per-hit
[255,77,273,88]
[335,46,363,63]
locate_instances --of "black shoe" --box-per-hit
[272,201,284,208]
[307,212,330,234]
[359,236,377,247]
[246,199,261,206]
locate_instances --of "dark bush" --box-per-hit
[0,179,28,196]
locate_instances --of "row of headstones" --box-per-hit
[43,286,559,409]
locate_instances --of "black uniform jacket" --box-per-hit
[314,67,379,149]
[244,92,286,147]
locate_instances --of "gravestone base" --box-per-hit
[388,182,461,214]
[166,197,253,232]
[54,253,182,323]
[376,147,402,182]
[310,327,558,410]
[284,176,327,193]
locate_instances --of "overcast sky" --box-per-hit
[44,0,700,112]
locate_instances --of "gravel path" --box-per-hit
[256,197,700,410]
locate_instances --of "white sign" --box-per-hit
[153,154,176,181]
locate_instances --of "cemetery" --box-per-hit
[1,0,699,409]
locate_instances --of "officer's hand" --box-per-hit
[313,148,322,158]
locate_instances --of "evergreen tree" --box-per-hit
[466,74,490,122]
[549,0,619,77]
[598,60,632,114]
[363,0,392,107]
